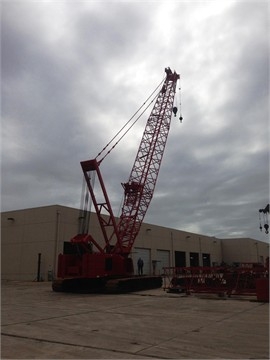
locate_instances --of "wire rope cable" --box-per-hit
[98,91,160,163]
[96,75,165,162]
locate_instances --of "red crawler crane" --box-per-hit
[53,68,180,292]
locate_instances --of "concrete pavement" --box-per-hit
[1,280,269,359]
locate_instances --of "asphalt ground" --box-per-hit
[1,280,269,359]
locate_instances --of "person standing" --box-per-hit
[137,257,144,275]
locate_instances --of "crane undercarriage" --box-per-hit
[52,243,162,293]
[52,275,162,293]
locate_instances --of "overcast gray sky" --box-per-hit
[1,1,269,242]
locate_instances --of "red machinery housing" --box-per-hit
[53,68,180,292]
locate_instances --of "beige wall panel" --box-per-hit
[222,238,269,265]
[1,205,267,281]
[1,243,23,279]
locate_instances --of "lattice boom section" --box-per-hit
[112,69,179,254]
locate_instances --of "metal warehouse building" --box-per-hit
[1,205,269,281]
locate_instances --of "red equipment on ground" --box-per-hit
[53,68,180,292]
[163,262,269,301]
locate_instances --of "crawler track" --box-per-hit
[52,276,162,294]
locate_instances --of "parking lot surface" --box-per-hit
[1,280,269,359]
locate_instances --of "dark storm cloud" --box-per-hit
[1,1,269,242]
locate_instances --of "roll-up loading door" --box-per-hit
[156,250,170,275]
